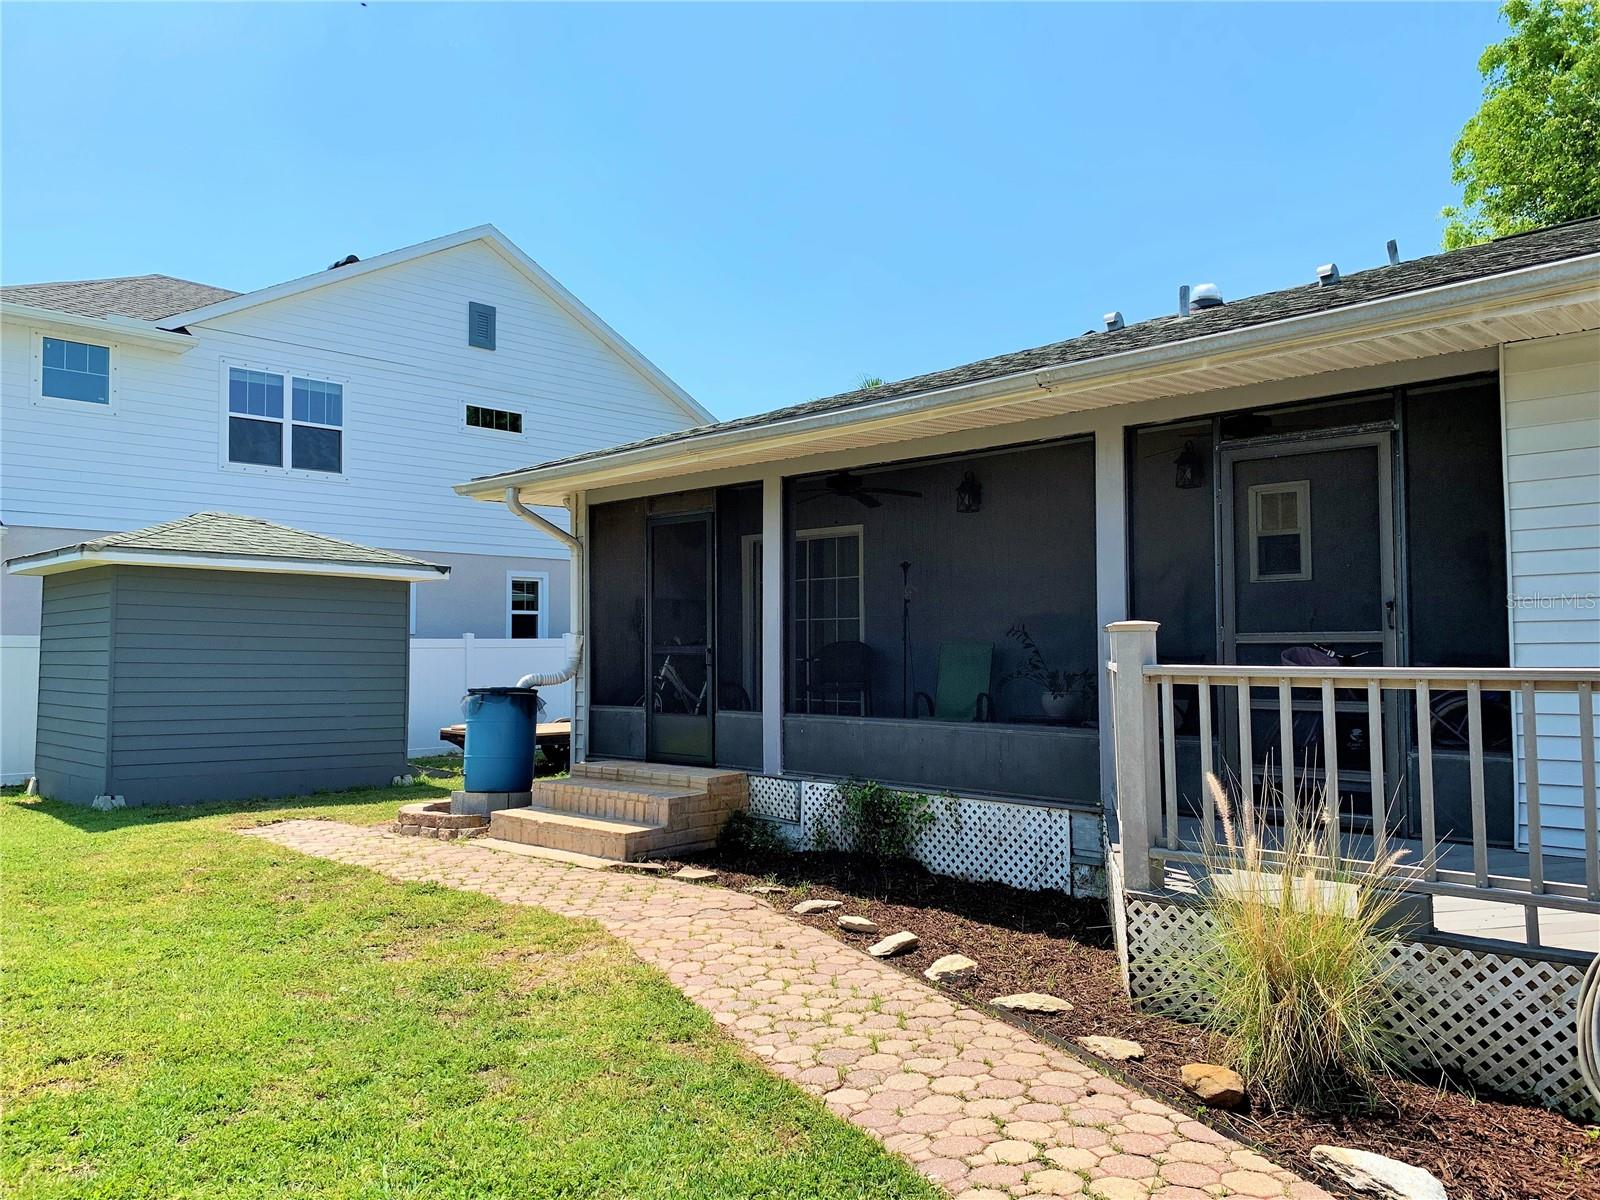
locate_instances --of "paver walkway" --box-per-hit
[245,820,1329,1200]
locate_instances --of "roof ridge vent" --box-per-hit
[1316,262,1340,286]
[1189,282,1224,309]
[1104,311,1125,331]
[327,254,360,271]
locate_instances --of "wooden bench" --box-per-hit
[437,718,572,774]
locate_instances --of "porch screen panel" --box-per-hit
[715,483,764,712]
[588,499,648,706]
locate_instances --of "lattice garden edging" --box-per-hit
[746,775,1106,897]
[1124,894,1600,1120]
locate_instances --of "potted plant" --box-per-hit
[1002,623,1094,722]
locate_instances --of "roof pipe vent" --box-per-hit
[1104,311,1125,332]
[1189,282,1224,309]
[1316,262,1341,286]
[1178,285,1191,317]
[1386,239,1400,266]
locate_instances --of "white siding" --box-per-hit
[1503,330,1600,855]
[0,239,697,560]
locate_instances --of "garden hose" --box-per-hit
[1580,950,1600,1108]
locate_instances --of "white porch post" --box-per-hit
[1093,416,1130,811]
[760,470,784,775]
[1107,620,1162,893]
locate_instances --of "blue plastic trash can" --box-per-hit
[462,686,540,792]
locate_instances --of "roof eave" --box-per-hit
[5,546,451,583]
[455,251,1600,503]
[0,302,197,352]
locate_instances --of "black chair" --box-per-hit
[805,640,872,715]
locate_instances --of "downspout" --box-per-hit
[504,487,585,687]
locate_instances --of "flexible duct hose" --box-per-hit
[1579,950,1600,1108]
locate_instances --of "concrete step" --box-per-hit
[488,804,662,861]
[532,777,698,826]
[474,837,624,871]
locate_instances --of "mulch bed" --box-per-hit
[660,846,1600,1200]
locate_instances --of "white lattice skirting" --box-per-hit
[1125,895,1600,1120]
[747,775,1105,897]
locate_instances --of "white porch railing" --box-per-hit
[1106,621,1600,949]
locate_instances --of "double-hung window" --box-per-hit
[507,574,545,638]
[226,366,343,474]
[40,336,112,405]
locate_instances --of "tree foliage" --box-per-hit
[1442,0,1600,248]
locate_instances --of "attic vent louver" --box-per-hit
[1317,263,1340,286]
[1189,282,1224,309]
[468,302,496,351]
[1104,311,1125,332]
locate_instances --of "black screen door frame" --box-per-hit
[645,511,716,766]
[1215,427,1407,833]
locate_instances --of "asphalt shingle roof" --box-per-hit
[0,274,239,321]
[14,512,446,574]
[480,216,1600,480]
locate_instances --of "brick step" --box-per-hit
[487,805,662,861]
[532,777,699,826]
[574,759,745,793]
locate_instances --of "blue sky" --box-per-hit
[2,3,1506,420]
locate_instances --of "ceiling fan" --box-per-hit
[797,470,923,509]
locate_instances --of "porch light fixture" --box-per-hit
[955,470,982,513]
[1174,441,1204,490]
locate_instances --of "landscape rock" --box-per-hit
[1179,1063,1246,1109]
[1076,1035,1144,1061]
[746,884,787,895]
[924,953,977,982]
[672,867,718,882]
[837,914,879,934]
[991,992,1072,1015]
[1309,1146,1446,1200]
[868,931,920,958]
[792,898,843,914]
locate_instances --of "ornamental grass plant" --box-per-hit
[1189,770,1413,1112]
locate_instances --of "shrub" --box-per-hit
[822,778,936,864]
[717,810,787,858]
[1186,772,1411,1112]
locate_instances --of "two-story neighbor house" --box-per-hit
[0,225,710,780]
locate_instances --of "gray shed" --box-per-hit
[5,512,449,807]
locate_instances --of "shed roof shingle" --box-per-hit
[0,274,239,321]
[480,216,1600,480]
[10,512,446,575]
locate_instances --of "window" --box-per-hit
[466,404,523,434]
[1249,480,1311,581]
[226,366,343,474]
[42,337,111,404]
[507,574,545,638]
[468,301,496,350]
[792,527,864,714]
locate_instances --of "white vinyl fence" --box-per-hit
[0,633,574,782]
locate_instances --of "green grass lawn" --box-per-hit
[1,768,937,1199]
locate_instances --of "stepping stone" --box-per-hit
[923,952,976,981]
[1180,1062,1246,1109]
[746,884,786,894]
[1310,1146,1446,1200]
[792,898,843,914]
[673,867,718,882]
[837,914,878,934]
[1076,1035,1144,1060]
[868,931,920,958]
[991,991,1072,1014]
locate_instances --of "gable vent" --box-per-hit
[468,302,497,351]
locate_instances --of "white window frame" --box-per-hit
[217,358,349,482]
[505,570,550,639]
[31,330,119,413]
[1248,480,1312,582]
[461,401,527,439]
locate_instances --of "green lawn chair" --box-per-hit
[914,640,994,721]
